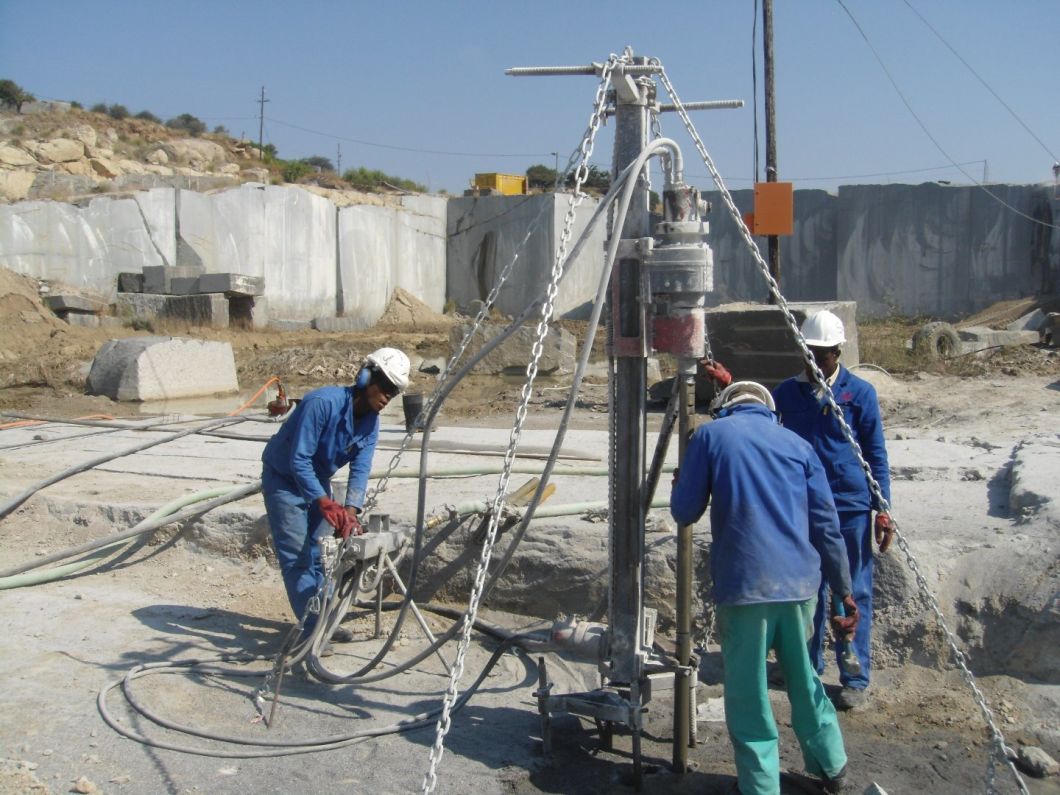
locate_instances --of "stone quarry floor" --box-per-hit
[0,365,1058,794]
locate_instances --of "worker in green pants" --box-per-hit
[671,382,859,795]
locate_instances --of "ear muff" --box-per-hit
[355,367,370,389]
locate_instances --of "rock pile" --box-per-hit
[0,107,269,202]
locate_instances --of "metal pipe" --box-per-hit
[673,371,696,769]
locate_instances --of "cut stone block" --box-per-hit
[957,326,1039,354]
[114,293,168,321]
[313,316,371,332]
[1006,309,1045,332]
[100,316,125,329]
[160,294,229,328]
[449,323,575,375]
[704,301,859,395]
[63,313,100,328]
[169,277,201,295]
[229,295,268,330]
[86,336,239,401]
[44,293,108,314]
[117,272,144,293]
[142,265,205,294]
[198,273,265,296]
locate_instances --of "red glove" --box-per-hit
[830,594,860,638]
[344,508,365,539]
[700,359,733,388]
[874,512,894,553]
[317,496,353,538]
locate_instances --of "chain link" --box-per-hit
[655,63,1028,795]
[421,54,621,794]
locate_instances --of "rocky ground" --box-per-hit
[0,269,1058,794]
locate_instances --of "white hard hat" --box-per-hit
[365,347,410,392]
[716,381,776,412]
[800,310,845,347]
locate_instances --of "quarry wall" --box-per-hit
[1,182,1056,323]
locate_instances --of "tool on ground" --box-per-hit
[267,381,291,416]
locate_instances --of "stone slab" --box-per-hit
[85,336,239,401]
[142,265,204,295]
[958,326,1039,353]
[198,273,265,296]
[44,293,108,314]
[169,277,201,295]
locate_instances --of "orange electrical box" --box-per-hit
[748,181,794,236]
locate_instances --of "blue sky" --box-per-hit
[1,1,1056,195]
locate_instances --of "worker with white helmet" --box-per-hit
[672,380,857,795]
[773,310,893,712]
[261,347,410,643]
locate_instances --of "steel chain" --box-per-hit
[363,202,553,514]
[420,54,621,794]
[655,63,1028,795]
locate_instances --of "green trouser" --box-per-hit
[718,599,847,795]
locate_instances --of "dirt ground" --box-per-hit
[1,269,1059,794]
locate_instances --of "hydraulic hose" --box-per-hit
[304,159,646,687]
[98,624,543,758]
[0,416,245,522]
[305,143,676,689]
[0,482,262,581]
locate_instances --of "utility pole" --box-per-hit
[763,0,780,302]
[257,86,269,161]
[551,151,560,191]
[336,143,342,175]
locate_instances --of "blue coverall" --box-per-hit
[671,403,853,795]
[773,365,891,691]
[261,385,379,630]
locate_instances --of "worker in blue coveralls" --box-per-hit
[772,310,893,712]
[671,381,858,795]
[261,347,411,643]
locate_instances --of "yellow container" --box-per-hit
[473,172,528,196]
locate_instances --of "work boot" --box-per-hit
[821,765,848,793]
[834,687,869,711]
[330,626,355,643]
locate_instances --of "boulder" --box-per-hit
[0,144,38,168]
[161,138,225,169]
[56,160,96,177]
[146,148,169,166]
[0,170,36,202]
[86,336,239,401]
[118,159,147,175]
[89,157,122,178]
[33,138,85,163]
[71,124,98,148]
[449,323,576,375]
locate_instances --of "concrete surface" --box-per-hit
[0,373,1057,794]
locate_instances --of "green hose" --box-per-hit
[0,485,249,589]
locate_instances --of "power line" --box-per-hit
[902,0,1057,164]
[265,116,553,159]
[835,0,1060,230]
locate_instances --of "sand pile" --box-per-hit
[376,287,455,330]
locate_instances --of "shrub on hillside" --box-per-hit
[342,166,425,193]
[107,104,129,120]
[135,110,161,123]
[0,79,35,111]
[165,113,207,136]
